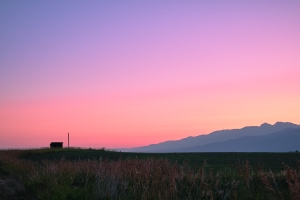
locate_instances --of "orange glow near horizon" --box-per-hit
[1,80,300,148]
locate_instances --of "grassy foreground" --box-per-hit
[0,148,300,199]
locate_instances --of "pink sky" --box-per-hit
[1,1,300,149]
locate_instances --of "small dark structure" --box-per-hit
[50,142,63,148]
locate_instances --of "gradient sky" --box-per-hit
[1,1,300,149]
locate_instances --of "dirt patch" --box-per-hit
[0,175,33,200]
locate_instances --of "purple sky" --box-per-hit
[1,1,300,148]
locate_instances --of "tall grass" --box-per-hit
[0,150,299,200]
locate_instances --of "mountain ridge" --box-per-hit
[121,122,300,152]
[174,127,300,152]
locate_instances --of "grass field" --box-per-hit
[0,148,300,199]
[20,148,300,172]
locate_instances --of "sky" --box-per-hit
[1,1,300,149]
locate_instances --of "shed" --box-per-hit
[50,142,63,148]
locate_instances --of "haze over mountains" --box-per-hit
[121,122,300,152]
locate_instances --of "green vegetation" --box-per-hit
[20,148,300,172]
[0,148,300,199]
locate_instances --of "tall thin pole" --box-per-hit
[68,132,69,148]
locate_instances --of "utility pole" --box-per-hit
[68,132,69,148]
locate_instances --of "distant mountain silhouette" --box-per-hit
[174,128,300,152]
[122,122,300,152]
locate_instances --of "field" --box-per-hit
[0,148,300,199]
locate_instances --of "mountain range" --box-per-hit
[121,122,300,152]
